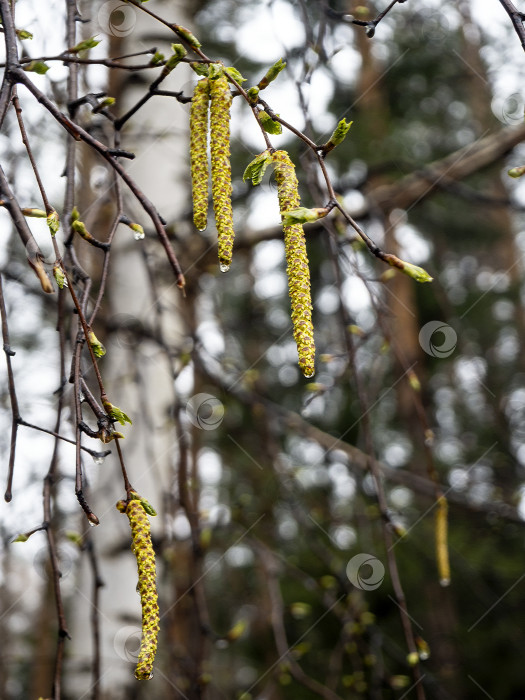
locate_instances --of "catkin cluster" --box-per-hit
[272,150,315,377]
[210,72,234,270]
[117,496,159,680]
[190,71,234,270]
[190,78,210,232]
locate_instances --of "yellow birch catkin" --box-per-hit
[272,150,315,377]
[435,495,450,586]
[190,78,210,232]
[117,496,159,680]
[210,71,234,271]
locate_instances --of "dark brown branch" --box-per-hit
[497,0,525,52]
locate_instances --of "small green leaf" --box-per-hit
[70,206,80,222]
[243,150,273,186]
[140,498,157,516]
[258,58,286,89]
[47,210,60,235]
[103,400,132,426]
[170,43,187,60]
[208,63,223,80]
[88,330,106,358]
[190,62,209,77]
[259,110,282,135]
[24,61,50,74]
[224,66,247,84]
[149,52,165,66]
[281,206,328,226]
[69,36,100,54]
[16,29,33,40]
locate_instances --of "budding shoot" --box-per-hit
[190,78,210,232]
[117,495,159,680]
[271,150,315,377]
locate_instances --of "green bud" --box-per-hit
[258,58,286,89]
[281,206,328,226]
[407,651,420,667]
[226,619,247,641]
[322,118,353,153]
[129,222,145,240]
[69,36,101,54]
[21,207,46,218]
[71,206,80,222]
[384,253,433,283]
[97,97,115,109]
[24,61,50,74]
[400,261,433,283]
[208,63,223,80]
[246,86,260,104]
[16,29,33,40]
[88,330,106,358]
[290,602,311,619]
[508,165,525,178]
[12,533,29,543]
[243,150,273,186]
[103,400,132,426]
[53,265,68,289]
[47,210,60,235]
[174,24,201,49]
[259,110,282,135]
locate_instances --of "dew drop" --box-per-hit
[197,226,207,232]
[303,369,315,378]
[89,521,97,528]
[92,455,105,465]
[79,391,85,403]
[418,650,430,661]
[134,231,145,241]
[219,263,230,273]
[439,577,450,588]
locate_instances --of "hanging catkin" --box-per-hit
[190,78,210,232]
[435,495,450,586]
[272,150,315,377]
[117,496,159,680]
[210,71,234,271]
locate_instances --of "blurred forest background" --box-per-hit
[2,0,525,699]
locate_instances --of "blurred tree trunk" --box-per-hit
[66,2,196,697]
